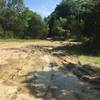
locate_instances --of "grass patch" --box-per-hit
[79,55,100,67]
[0,39,43,43]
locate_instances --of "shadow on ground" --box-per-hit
[60,63,100,91]
[21,69,88,100]
[16,42,100,100]
[21,63,100,100]
[51,42,100,56]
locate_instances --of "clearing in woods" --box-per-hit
[0,40,100,100]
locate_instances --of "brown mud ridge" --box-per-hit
[0,41,100,100]
[60,61,100,90]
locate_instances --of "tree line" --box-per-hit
[0,0,48,39]
[46,0,100,49]
[0,0,100,50]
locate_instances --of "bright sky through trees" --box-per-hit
[24,0,62,17]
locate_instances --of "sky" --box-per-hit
[24,0,62,17]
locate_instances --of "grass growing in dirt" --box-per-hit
[79,55,100,67]
[53,41,100,68]
[0,39,42,43]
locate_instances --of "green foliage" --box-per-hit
[47,0,94,33]
[83,0,100,49]
[47,0,100,49]
[0,0,48,39]
[25,12,48,39]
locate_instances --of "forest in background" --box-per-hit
[46,0,100,50]
[0,0,48,39]
[0,0,100,51]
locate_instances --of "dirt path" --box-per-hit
[0,41,99,100]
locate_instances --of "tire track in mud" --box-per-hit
[0,46,43,100]
[0,43,100,100]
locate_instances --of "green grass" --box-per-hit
[79,55,100,67]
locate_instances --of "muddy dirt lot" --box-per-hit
[0,40,100,100]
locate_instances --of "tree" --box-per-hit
[0,0,25,38]
[0,0,48,39]
[25,12,48,39]
[84,0,100,49]
[47,0,95,40]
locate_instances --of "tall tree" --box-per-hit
[84,0,100,49]
[47,0,95,39]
